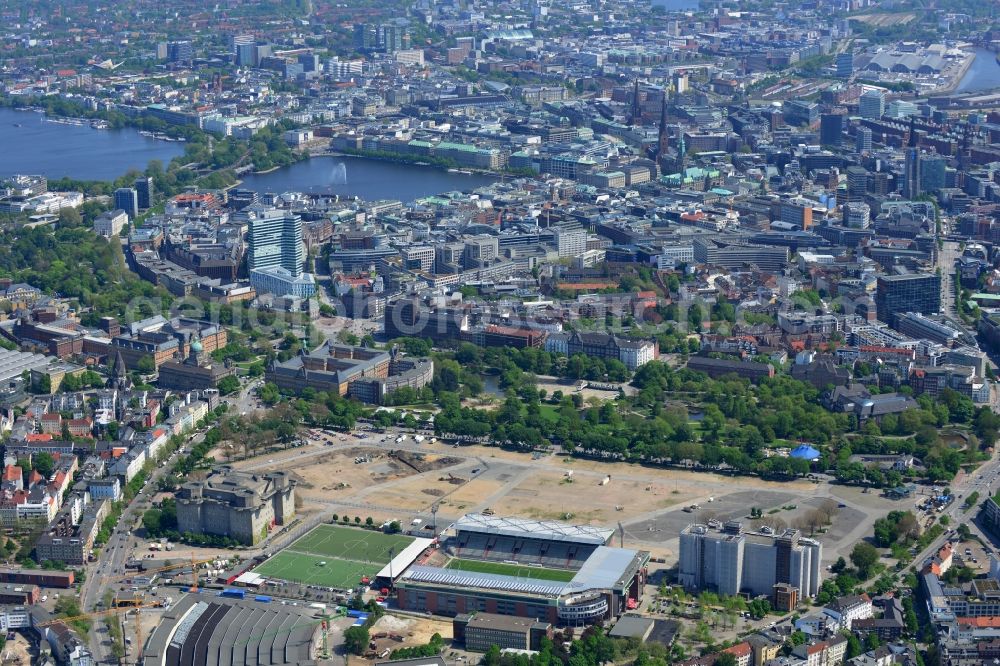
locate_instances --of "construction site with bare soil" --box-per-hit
[233,429,901,566]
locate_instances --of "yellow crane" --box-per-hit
[34,602,160,627]
[107,555,218,591]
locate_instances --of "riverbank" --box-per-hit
[0,93,304,186]
[931,48,976,96]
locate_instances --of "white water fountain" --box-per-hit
[331,161,347,185]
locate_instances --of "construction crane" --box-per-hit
[35,602,160,627]
[190,553,200,593]
[107,556,218,587]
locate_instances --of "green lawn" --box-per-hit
[445,558,577,582]
[253,551,375,589]
[252,525,416,590]
[291,524,414,563]
[537,404,561,423]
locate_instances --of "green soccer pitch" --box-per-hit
[252,524,415,589]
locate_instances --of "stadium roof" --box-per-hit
[454,514,615,546]
[566,546,647,592]
[400,565,566,597]
[401,546,649,598]
[376,537,434,580]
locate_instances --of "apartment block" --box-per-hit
[678,522,822,602]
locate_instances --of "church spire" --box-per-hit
[657,90,670,157]
[631,78,641,126]
[108,349,132,392]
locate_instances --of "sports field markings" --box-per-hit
[445,558,577,582]
[253,524,416,589]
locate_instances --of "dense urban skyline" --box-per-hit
[2,0,1000,665]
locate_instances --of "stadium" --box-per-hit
[395,514,650,625]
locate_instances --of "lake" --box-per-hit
[0,107,185,181]
[956,48,1000,93]
[237,155,497,203]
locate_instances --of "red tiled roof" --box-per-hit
[958,617,1000,628]
[859,345,912,354]
[484,325,537,338]
[173,193,215,203]
[725,642,752,657]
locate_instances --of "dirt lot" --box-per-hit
[437,477,507,510]
[371,471,490,512]
[245,435,816,525]
[366,614,453,658]
[278,448,460,500]
[229,433,892,567]
[490,469,692,523]
[3,632,32,665]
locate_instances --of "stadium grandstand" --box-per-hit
[395,514,649,626]
[446,514,614,568]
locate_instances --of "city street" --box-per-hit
[903,452,1000,582]
[78,429,209,663]
[938,239,960,320]
[79,375,279,662]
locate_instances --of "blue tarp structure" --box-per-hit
[789,445,820,460]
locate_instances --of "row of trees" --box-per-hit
[412,351,991,487]
[427,360,839,479]
[482,627,648,666]
[451,342,632,383]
